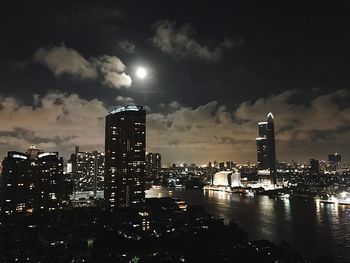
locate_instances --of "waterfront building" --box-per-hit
[105,105,146,209]
[256,113,277,184]
[212,170,241,187]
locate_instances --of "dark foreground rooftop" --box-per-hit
[0,198,332,263]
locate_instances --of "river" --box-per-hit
[146,187,350,262]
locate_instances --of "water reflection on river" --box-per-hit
[146,187,350,262]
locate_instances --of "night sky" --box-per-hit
[1,0,350,164]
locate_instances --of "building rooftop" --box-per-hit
[267,112,274,121]
[110,105,144,114]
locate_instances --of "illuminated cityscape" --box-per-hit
[1,1,350,262]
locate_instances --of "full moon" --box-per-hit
[136,67,147,79]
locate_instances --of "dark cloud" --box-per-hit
[34,45,97,79]
[118,40,136,53]
[115,96,134,105]
[57,4,122,25]
[0,127,76,147]
[151,20,242,62]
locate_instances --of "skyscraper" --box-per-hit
[256,113,277,184]
[146,152,161,178]
[0,146,63,215]
[105,105,146,209]
[73,150,105,196]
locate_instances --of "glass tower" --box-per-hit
[104,105,146,209]
[256,112,277,184]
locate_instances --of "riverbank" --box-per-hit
[202,185,350,206]
[147,187,350,262]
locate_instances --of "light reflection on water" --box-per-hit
[146,187,350,262]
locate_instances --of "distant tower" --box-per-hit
[146,153,161,178]
[256,113,277,184]
[328,153,341,172]
[105,105,146,209]
[309,158,320,176]
[219,162,225,171]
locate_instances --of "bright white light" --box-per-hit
[136,67,147,79]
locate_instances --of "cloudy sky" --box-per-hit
[1,0,350,164]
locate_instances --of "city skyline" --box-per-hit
[1,2,350,262]
[0,107,347,165]
[1,1,350,163]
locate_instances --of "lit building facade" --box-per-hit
[105,105,146,209]
[146,153,161,178]
[256,113,277,184]
[0,146,63,215]
[212,171,241,187]
[75,150,105,194]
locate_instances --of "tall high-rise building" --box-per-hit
[256,113,277,184]
[105,105,146,209]
[74,150,105,195]
[0,146,63,215]
[146,153,161,178]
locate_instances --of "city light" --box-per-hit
[1,2,350,262]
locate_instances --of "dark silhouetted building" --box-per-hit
[309,158,320,176]
[226,161,234,170]
[146,152,161,178]
[219,162,225,171]
[328,153,341,163]
[0,146,63,215]
[328,153,341,171]
[256,113,277,184]
[105,105,146,209]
